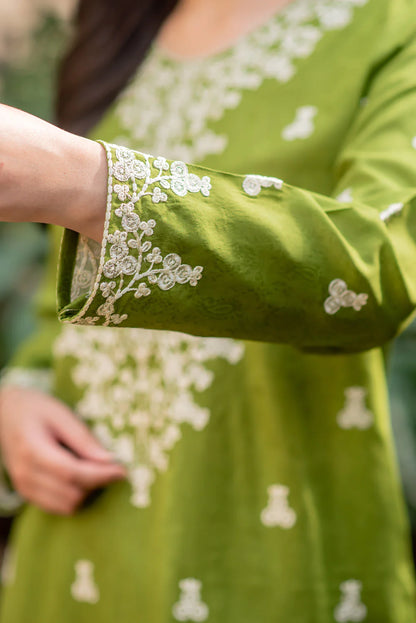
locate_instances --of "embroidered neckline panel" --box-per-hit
[113,0,369,162]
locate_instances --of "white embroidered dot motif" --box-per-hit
[172,578,209,622]
[379,202,403,222]
[242,174,283,196]
[334,579,367,622]
[336,188,353,203]
[324,279,368,315]
[337,387,373,430]
[261,484,297,529]
[71,560,100,604]
[281,105,317,141]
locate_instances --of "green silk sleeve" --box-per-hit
[57,34,416,354]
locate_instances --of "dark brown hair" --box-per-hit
[56,0,179,135]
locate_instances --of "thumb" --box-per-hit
[45,402,116,463]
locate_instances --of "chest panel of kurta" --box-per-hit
[56,0,371,510]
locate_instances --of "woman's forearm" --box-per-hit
[0,104,107,242]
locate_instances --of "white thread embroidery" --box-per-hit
[242,174,283,196]
[324,279,368,315]
[260,484,297,528]
[172,579,209,622]
[379,202,404,222]
[281,105,317,141]
[54,326,244,509]
[71,237,101,301]
[114,0,368,162]
[337,387,373,430]
[336,188,353,203]
[334,580,367,622]
[71,560,100,604]
[71,144,208,326]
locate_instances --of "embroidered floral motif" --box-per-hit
[334,580,367,623]
[70,237,101,301]
[172,579,209,622]
[324,279,368,315]
[337,387,373,430]
[71,560,100,604]
[242,174,283,196]
[114,0,368,162]
[54,325,244,509]
[260,484,297,529]
[70,144,208,327]
[379,202,404,222]
[281,105,317,141]
[336,188,353,203]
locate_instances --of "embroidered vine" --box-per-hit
[72,144,210,326]
[54,325,245,509]
[324,279,368,315]
[242,174,283,196]
[113,0,368,162]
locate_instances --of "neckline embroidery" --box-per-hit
[113,0,369,162]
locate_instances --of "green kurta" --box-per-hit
[2,1,416,621]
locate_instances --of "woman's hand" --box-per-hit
[0,387,127,515]
[0,104,107,242]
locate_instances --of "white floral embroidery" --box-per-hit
[336,188,353,203]
[114,0,368,162]
[324,279,368,315]
[71,560,99,604]
[172,578,209,622]
[260,484,297,528]
[242,174,283,196]
[281,105,317,141]
[71,237,101,300]
[334,580,367,622]
[379,202,404,222]
[1,547,16,587]
[71,144,208,327]
[337,387,373,430]
[54,325,244,508]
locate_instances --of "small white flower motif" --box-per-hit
[281,105,318,141]
[260,484,297,529]
[153,156,169,170]
[379,202,404,222]
[334,580,367,622]
[337,387,373,430]
[145,247,163,264]
[129,464,155,508]
[99,281,116,298]
[71,560,99,604]
[336,188,353,203]
[242,174,283,197]
[114,184,130,201]
[152,187,168,203]
[172,578,209,622]
[324,279,368,315]
[134,283,151,298]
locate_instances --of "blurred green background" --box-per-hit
[0,12,69,369]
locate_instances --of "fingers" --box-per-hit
[45,403,115,463]
[0,387,128,515]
